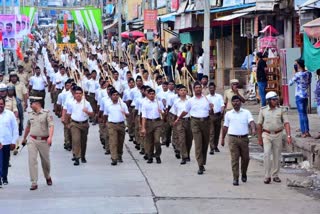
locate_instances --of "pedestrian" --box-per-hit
[201,75,209,96]
[66,86,94,166]
[0,97,19,187]
[256,52,268,107]
[21,96,54,190]
[224,79,245,111]
[104,89,129,165]
[172,85,193,165]
[197,48,204,81]
[207,82,225,155]
[29,66,48,108]
[289,59,312,138]
[314,69,320,139]
[221,95,256,186]
[140,88,165,164]
[175,82,213,174]
[257,91,292,184]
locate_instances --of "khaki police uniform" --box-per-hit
[223,89,245,111]
[21,61,33,80]
[26,108,54,186]
[17,71,29,87]
[257,105,289,179]
[8,81,28,109]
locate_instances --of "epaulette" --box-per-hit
[43,109,50,113]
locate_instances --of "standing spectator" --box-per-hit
[166,48,174,81]
[221,95,256,186]
[135,42,141,60]
[197,48,204,81]
[177,47,186,72]
[152,43,160,66]
[0,97,19,187]
[289,59,312,138]
[186,44,193,73]
[256,52,268,107]
[314,69,320,139]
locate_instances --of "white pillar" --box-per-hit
[203,0,210,76]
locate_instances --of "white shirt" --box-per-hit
[113,79,124,94]
[130,87,142,107]
[100,96,112,112]
[67,99,93,122]
[0,109,19,145]
[167,93,178,107]
[206,93,225,113]
[104,101,129,123]
[197,56,204,74]
[123,88,132,102]
[172,98,190,118]
[141,98,164,119]
[54,72,68,89]
[185,95,210,118]
[86,78,99,93]
[29,75,47,90]
[224,108,254,136]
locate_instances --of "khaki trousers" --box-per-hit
[99,122,109,151]
[209,114,222,150]
[176,119,193,159]
[145,120,163,159]
[228,136,250,180]
[190,118,210,166]
[70,121,89,159]
[168,113,178,148]
[262,132,282,178]
[127,106,135,138]
[134,113,144,148]
[64,123,72,146]
[108,122,126,160]
[27,138,50,185]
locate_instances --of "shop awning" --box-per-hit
[158,12,177,22]
[299,0,320,8]
[214,12,249,21]
[233,6,257,13]
[196,3,256,15]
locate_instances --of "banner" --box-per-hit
[20,6,36,26]
[0,0,20,6]
[16,15,30,41]
[57,20,75,44]
[144,10,158,31]
[0,15,16,49]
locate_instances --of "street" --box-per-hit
[0,98,320,214]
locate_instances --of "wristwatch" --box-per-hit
[287,135,291,138]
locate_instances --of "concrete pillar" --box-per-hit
[284,17,293,48]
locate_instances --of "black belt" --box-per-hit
[229,134,248,138]
[89,92,95,96]
[109,121,125,125]
[181,117,190,121]
[191,116,209,121]
[32,89,45,92]
[56,88,63,91]
[72,119,88,124]
[146,118,161,121]
[263,129,283,134]
[213,112,222,116]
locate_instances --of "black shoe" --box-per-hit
[129,137,134,142]
[133,141,137,145]
[203,166,206,171]
[233,179,239,186]
[214,148,220,152]
[71,157,76,161]
[180,159,187,165]
[143,154,148,160]
[92,121,97,126]
[209,150,214,155]
[135,145,140,150]
[105,150,110,155]
[241,175,247,183]
[111,160,117,166]
[139,148,145,155]
[2,179,8,185]
[118,157,123,163]
[81,158,87,163]
[198,166,204,175]
[73,159,80,166]
[175,153,181,159]
[166,141,170,147]
[0,180,2,188]
[147,158,153,164]
[186,157,191,162]
[156,157,161,164]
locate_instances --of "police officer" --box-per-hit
[224,79,245,111]
[257,91,292,184]
[22,96,54,190]
[221,95,256,186]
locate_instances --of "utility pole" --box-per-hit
[203,0,210,77]
[147,0,156,61]
[118,0,122,58]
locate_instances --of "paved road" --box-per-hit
[0,98,320,214]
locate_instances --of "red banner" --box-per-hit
[171,0,179,11]
[144,10,158,31]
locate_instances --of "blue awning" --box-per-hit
[196,3,256,15]
[158,12,177,22]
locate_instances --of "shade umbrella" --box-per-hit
[121,31,144,39]
[259,25,278,36]
[169,37,181,44]
[136,37,148,43]
[303,17,320,38]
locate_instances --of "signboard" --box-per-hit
[0,0,20,6]
[144,10,158,31]
[56,20,75,44]
[0,15,16,49]
[295,0,320,10]
[223,0,255,7]
[171,0,179,11]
